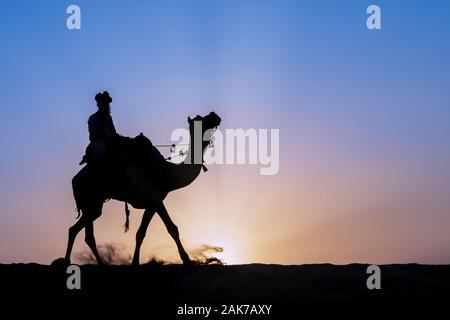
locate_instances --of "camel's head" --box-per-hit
[188,112,221,156]
[201,111,222,131]
[188,111,221,137]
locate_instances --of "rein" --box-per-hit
[155,142,212,172]
[154,144,188,160]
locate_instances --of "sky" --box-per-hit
[0,0,450,265]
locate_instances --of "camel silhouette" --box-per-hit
[55,112,221,266]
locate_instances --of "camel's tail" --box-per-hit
[124,202,130,233]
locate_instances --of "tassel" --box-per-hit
[124,202,130,232]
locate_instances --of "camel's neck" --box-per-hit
[165,163,203,192]
[164,130,208,192]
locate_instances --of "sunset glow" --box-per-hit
[1,1,450,265]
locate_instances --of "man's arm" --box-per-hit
[109,115,118,136]
[88,117,98,141]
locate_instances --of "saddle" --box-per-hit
[79,133,165,168]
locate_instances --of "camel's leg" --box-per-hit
[157,204,192,264]
[132,208,156,265]
[85,221,104,265]
[64,215,87,262]
[83,207,104,265]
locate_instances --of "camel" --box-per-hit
[55,112,221,266]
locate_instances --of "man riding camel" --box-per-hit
[89,91,117,142]
[80,91,118,164]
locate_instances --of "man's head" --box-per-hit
[95,91,112,113]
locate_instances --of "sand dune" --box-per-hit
[1,263,449,315]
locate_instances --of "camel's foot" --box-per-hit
[180,251,194,266]
[51,257,71,268]
[182,257,195,266]
[96,258,105,266]
[131,258,140,266]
